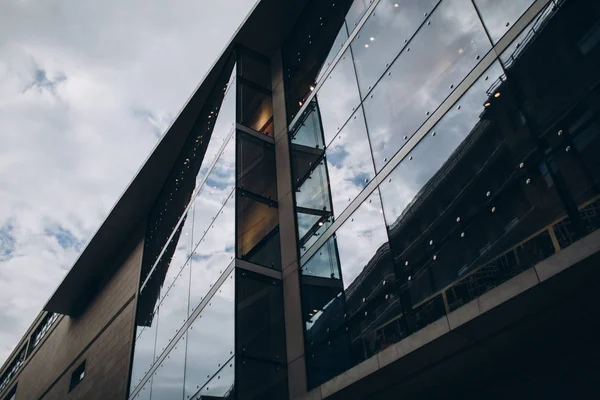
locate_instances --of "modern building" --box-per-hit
[2,0,600,398]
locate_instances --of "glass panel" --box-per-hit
[335,191,388,288]
[363,0,491,172]
[238,133,277,200]
[184,271,235,399]
[154,262,190,359]
[237,358,288,400]
[189,192,235,316]
[239,50,271,90]
[351,0,438,97]
[326,108,375,216]
[295,161,331,213]
[474,0,535,44]
[346,0,371,31]
[316,49,361,147]
[132,379,151,400]
[191,135,236,253]
[197,76,236,186]
[302,235,341,279]
[130,311,158,393]
[159,212,193,300]
[237,270,286,364]
[238,83,273,135]
[290,101,325,149]
[150,334,186,400]
[194,357,235,399]
[316,23,349,82]
[237,196,281,269]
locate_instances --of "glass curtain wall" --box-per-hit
[129,46,287,400]
[284,0,600,389]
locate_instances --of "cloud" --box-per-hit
[0,0,255,366]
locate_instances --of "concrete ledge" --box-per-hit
[376,340,404,369]
[535,228,600,282]
[402,316,451,356]
[320,356,379,398]
[478,267,539,313]
[447,299,481,330]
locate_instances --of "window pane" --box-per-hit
[316,49,361,147]
[316,23,349,82]
[474,0,535,44]
[132,379,151,400]
[150,334,186,400]
[346,0,371,31]
[290,101,325,149]
[351,0,438,97]
[237,270,286,364]
[192,135,236,253]
[238,83,273,135]
[130,312,158,393]
[154,262,190,360]
[195,358,235,398]
[184,271,235,399]
[238,133,277,200]
[326,108,375,216]
[197,77,236,186]
[237,358,288,400]
[363,0,491,172]
[237,195,281,269]
[189,192,235,316]
[295,161,331,213]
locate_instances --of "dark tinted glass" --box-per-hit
[236,270,286,364]
[237,133,277,200]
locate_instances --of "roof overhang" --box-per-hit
[44,0,311,314]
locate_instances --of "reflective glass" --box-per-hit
[363,0,491,171]
[334,191,388,287]
[237,358,288,400]
[239,83,273,135]
[238,133,277,200]
[184,271,235,399]
[130,311,158,393]
[132,379,151,400]
[189,192,235,316]
[326,108,375,216]
[351,0,438,97]
[154,262,190,359]
[191,135,236,253]
[195,357,235,399]
[290,101,325,149]
[150,334,186,400]
[197,77,236,186]
[474,0,535,44]
[346,0,371,31]
[302,235,341,279]
[237,271,286,363]
[159,212,193,300]
[316,23,349,82]
[295,161,331,213]
[238,196,280,269]
[316,49,361,147]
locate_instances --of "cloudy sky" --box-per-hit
[0,0,255,366]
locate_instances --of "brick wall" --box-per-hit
[11,230,144,400]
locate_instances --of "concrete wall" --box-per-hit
[9,230,144,400]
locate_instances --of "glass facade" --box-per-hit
[285,0,600,389]
[128,48,287,400]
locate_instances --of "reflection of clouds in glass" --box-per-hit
[326,108,375,216]
[379,62,504,228]
[302,236,340,279]
[474,0,534,43]
[316,25,349,83]
[150,333,186,400]
[363,0,491,171]
[130,315,158,391]
[189,192,235,315]
[196,74,236,187]
[316,49,362,147]
[184,271,235,399]
[352,0,438,96]
[346,0,371,31]
[335,191,388,289]
[154,262,190,359]
[296,162,331,212]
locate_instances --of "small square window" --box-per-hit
[69,360,86,392]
